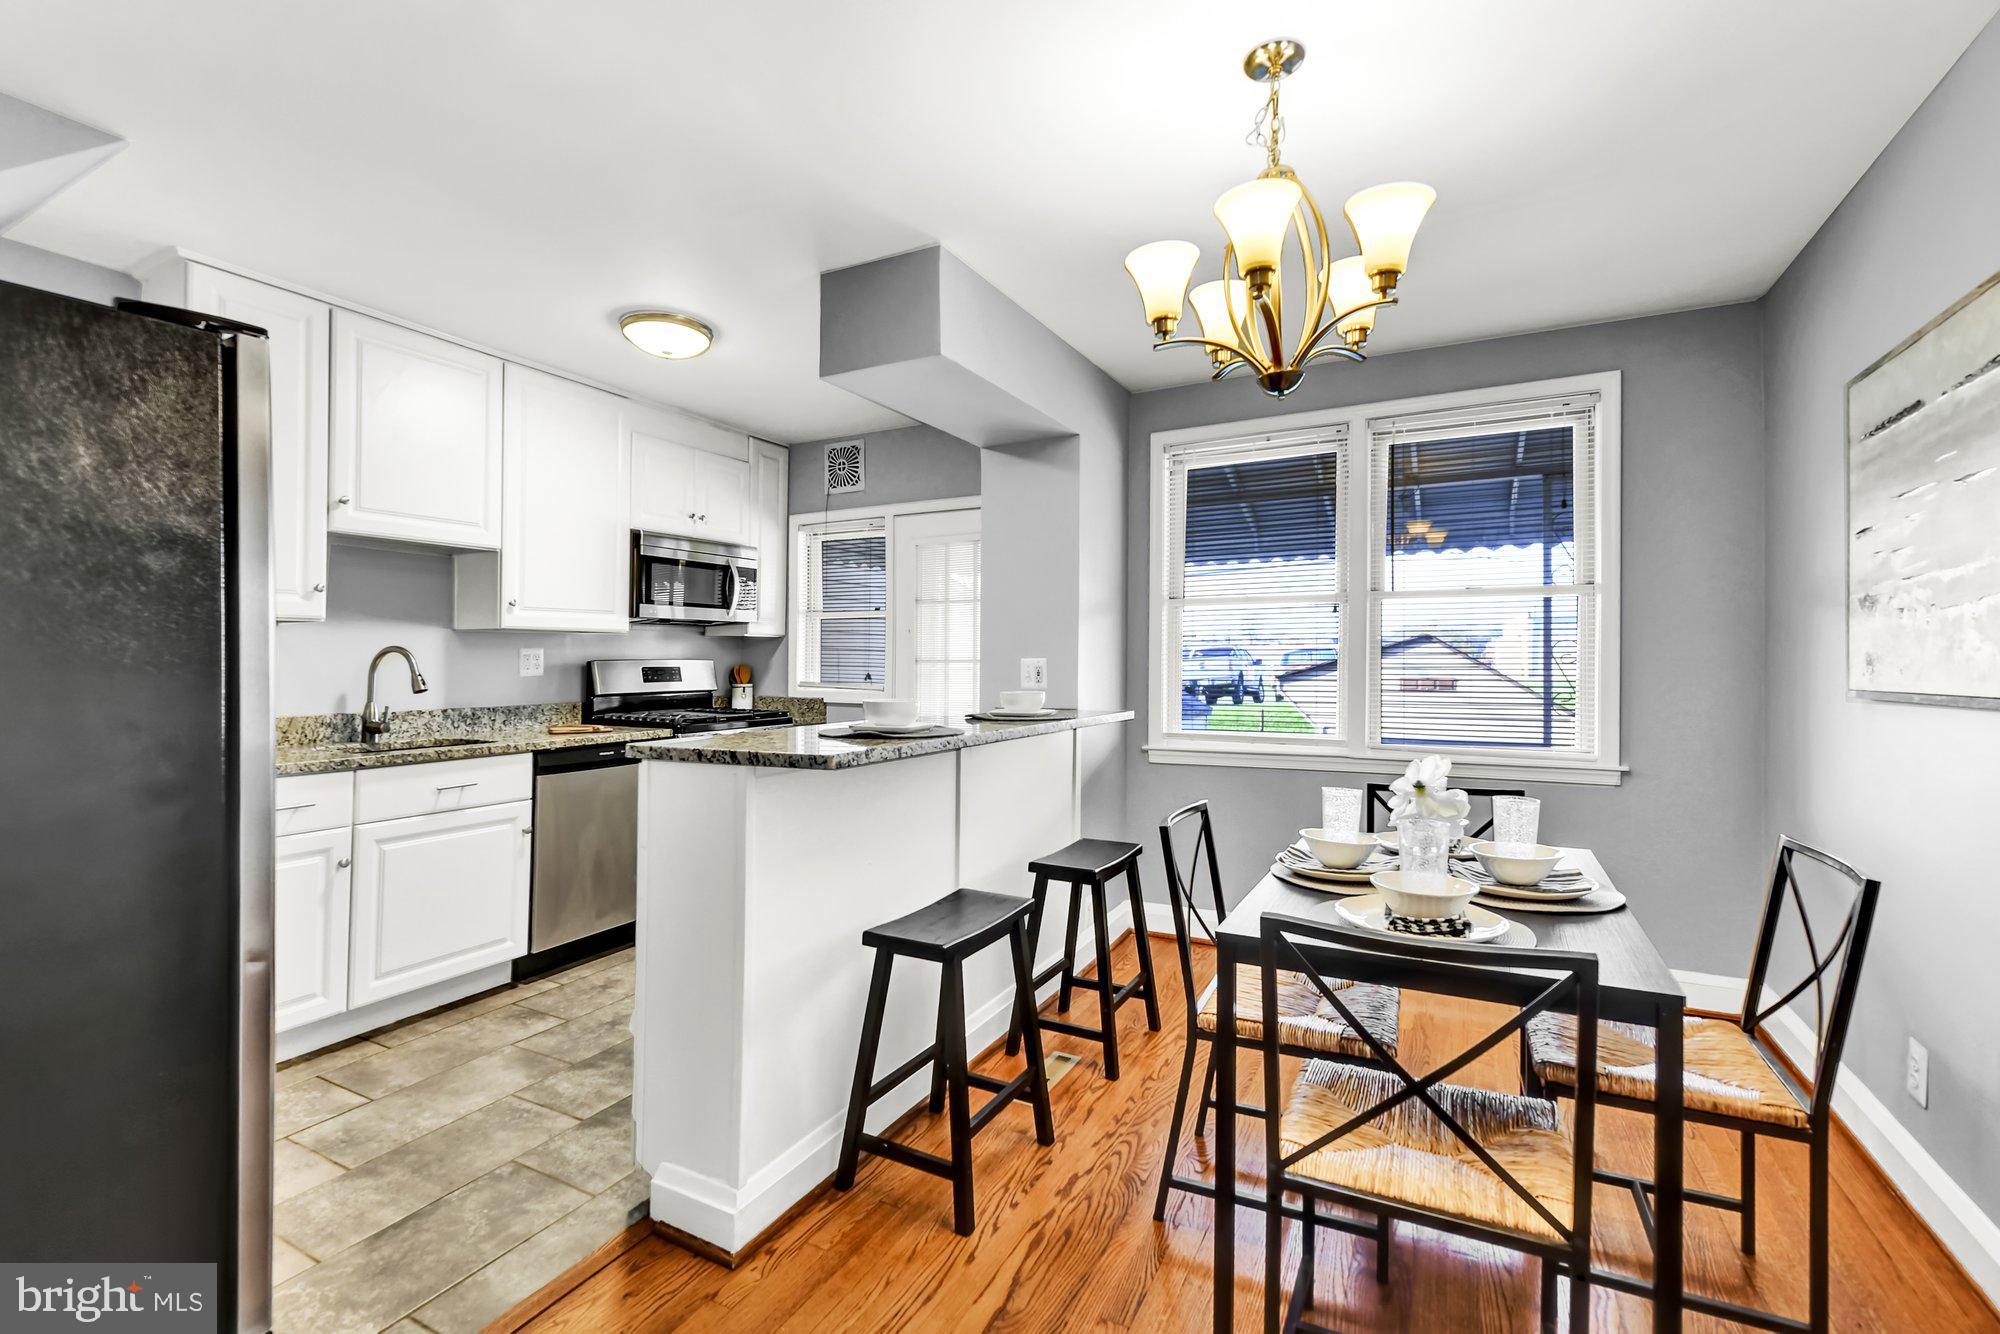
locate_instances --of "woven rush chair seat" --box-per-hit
[1527,1013,1808,1130]
[1280,1060,1575,1240]
[1195,970,1400,1061]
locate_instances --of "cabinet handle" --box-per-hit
[336,495,351,505]
[522,826,534,835]
[276,802,316,812]
[698,513,708,522]
[508,599,518,608]
[312,583,326,593]
[336,857,352,869]
[435,781,479,791]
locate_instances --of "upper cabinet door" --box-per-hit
[330,310,503,549]
[182,266,331,621]
[694,450,752,544]
[629,427,696,535]
[494,366,630,631]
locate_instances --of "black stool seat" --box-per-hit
[862,888,1033,961]
[836,888,1055,1235]
[1029,837,1143,880]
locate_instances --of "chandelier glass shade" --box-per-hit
[1123,38,1435,397]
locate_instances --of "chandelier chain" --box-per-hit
[1247,70,1285,175]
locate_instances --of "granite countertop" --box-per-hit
[274,697,826,777]
[627,709,1135,771]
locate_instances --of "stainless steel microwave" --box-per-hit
[631,532,758,625]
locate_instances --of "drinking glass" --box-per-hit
[1320,786,1363,837]
[1400,816,1451,884]
[1492,795,1542,852]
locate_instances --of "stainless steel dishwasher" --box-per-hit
[529,743,638,957]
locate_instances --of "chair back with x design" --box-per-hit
[1738,836,1881,1127]
[1257,913,1598,1255]
[1362,782,1527,839]
[1158,801,1228,1023]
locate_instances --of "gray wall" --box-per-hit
[0,238,137,305]
[275,542,784,715]
[1762,15,2000,1217]
[1121,305,1769,976]
[789,423,981,515]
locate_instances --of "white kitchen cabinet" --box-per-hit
[454,366,630,632]
[144,262,332,620]
[348,799,533,1008]
[710,439,790,639]
[330,309,504,549]
[274,826,352,1031]
[629,412,752,545]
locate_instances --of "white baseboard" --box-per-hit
[649,899,1135,1255]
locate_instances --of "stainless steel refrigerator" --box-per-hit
[0,277,274,1331]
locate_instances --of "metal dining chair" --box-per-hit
[1149,801,1398,1278]
[1362,781,1526,839]
[1523,836,1881,1332]
[1256,912,1599,1333]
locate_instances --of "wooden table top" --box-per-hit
[1213,846,1684,1012]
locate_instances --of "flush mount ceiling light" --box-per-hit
[619,310,715,360]
[1124,38,1436,397]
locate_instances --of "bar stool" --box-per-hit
[1004,837,1160,1080]
[834,888,1056,1236]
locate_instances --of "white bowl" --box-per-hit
[1298,828,1376,870]
[1369,869,1479,920]
[1470,841,1564,887]
[863,698,918,728]
[997,689,1046,712]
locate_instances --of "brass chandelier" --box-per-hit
[1123,38,1435,397]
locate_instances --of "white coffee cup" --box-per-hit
[997,690,1046,712]
[863,698,918,728]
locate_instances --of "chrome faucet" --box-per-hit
[362,645,429,744]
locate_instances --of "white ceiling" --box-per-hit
[2,1,1994,443]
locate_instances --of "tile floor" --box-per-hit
[271,947,642,1333]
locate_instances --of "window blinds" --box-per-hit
[1367,393,1599,753]
[1161,429,1349,739]
[800,521,888,689]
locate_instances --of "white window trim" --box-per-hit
[1145,371,1623,786]
[789,495,982,703]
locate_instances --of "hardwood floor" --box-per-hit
[526,935,1997,1332]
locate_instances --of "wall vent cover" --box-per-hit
[824,440,866,495]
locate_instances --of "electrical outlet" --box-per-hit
[1021,657,1047,688]
[519,648,545,678]
[1906,1037,1929,1108]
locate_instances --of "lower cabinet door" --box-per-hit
[275,827,353,1032]
[348,800,533,1008]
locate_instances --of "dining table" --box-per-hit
[1206,846,1687,1331]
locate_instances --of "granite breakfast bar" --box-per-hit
[625,711,1133,1253]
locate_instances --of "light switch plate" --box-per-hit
[1021,657,1047,688]
[519,648,545,678]
[1906,1036,1929,1108]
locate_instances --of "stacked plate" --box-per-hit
[822,723,964,740]
[1457,860,1628,914]
[965,707,1066,721]
[1334,895,1530,945]
[1270,841,1397,894]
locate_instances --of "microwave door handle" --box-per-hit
[721,562,738,613]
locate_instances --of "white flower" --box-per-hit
[1389,754,1471,823]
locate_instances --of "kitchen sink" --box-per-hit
[326,737,494,754]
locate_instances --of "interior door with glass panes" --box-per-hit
[893,509,981,721]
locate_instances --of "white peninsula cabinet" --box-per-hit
[140,260,332,621]
[330,310,504,549]
[629,407,752,545]
[454,366,630,632]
